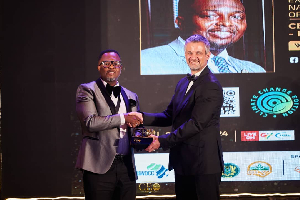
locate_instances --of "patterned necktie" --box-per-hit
[212,56,231,73]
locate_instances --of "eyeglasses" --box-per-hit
[99,61,122,68]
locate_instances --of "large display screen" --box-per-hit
[133,0,300,195]
[140,0,274,75]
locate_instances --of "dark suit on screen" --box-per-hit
[143,67,224,199]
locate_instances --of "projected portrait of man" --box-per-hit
[141,0,267,75]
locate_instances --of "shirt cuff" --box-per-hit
[120,113,125,125]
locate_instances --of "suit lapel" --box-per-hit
[95,79,133,144]
[120,87,131,112]
[120,87,133,140]
[95,78,117,115]
[173,78,190,118]
[173,67,210,119]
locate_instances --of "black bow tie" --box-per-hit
[106,84,121,98]
[187,74,196,81]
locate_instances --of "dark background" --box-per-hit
[2,0,300,198]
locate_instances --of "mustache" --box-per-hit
[188,58,200,62]
[208,27,237,34]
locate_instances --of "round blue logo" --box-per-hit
[251,88,299,118]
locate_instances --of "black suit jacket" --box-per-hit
[143,67,224,175]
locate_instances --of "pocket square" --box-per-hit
[129,99,136,107]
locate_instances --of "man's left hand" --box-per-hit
[145,135,160,152]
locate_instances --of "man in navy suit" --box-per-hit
[141,0,266,75]
[143,35,224,200]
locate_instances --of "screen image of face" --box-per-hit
[140,0,274,75]
[191,0,247,53]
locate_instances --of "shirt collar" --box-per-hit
[192,66,206,77]
[178,36,185,45]
[210,49,229,61]
[101,78,120,87]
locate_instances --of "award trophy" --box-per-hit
[131,128,155,150]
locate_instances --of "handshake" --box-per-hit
[124,112,159,152]
[124,111,144,128]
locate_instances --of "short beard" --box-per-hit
[190,67,201,72]
[106,77,116,82]
[188,58,201,72]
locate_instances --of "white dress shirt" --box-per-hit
[102,80,129,155]
[186,68,205,94]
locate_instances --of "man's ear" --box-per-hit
[206,52,211,61]
[97,65,101,72]
[175,16,184,30]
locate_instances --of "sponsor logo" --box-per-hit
[288,41,300,51]
[247,161,272,177]
[290,56,299,63]
[222,163,240,178]
[137,163,169,179]
[138,183,161,192]
[242,130,295,141]
[275,132,293,138]
[291,155,300,158]
[295,166,300,173]
[241,131,259,141]
[259,130,294,141]
[251,87,299,118]
[260,132,273,139]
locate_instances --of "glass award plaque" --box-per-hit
[131,128,155,150]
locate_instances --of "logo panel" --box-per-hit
[247,161,272,177]
[259,130,295,141]
[222,163,240,178]
[251,87,299,118]
[241,131,259,141]
[221,87,240,117]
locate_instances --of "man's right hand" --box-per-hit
[124,113,143,128]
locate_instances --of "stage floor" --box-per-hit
[4,195,300,200]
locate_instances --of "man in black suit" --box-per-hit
[143,35,224,200]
